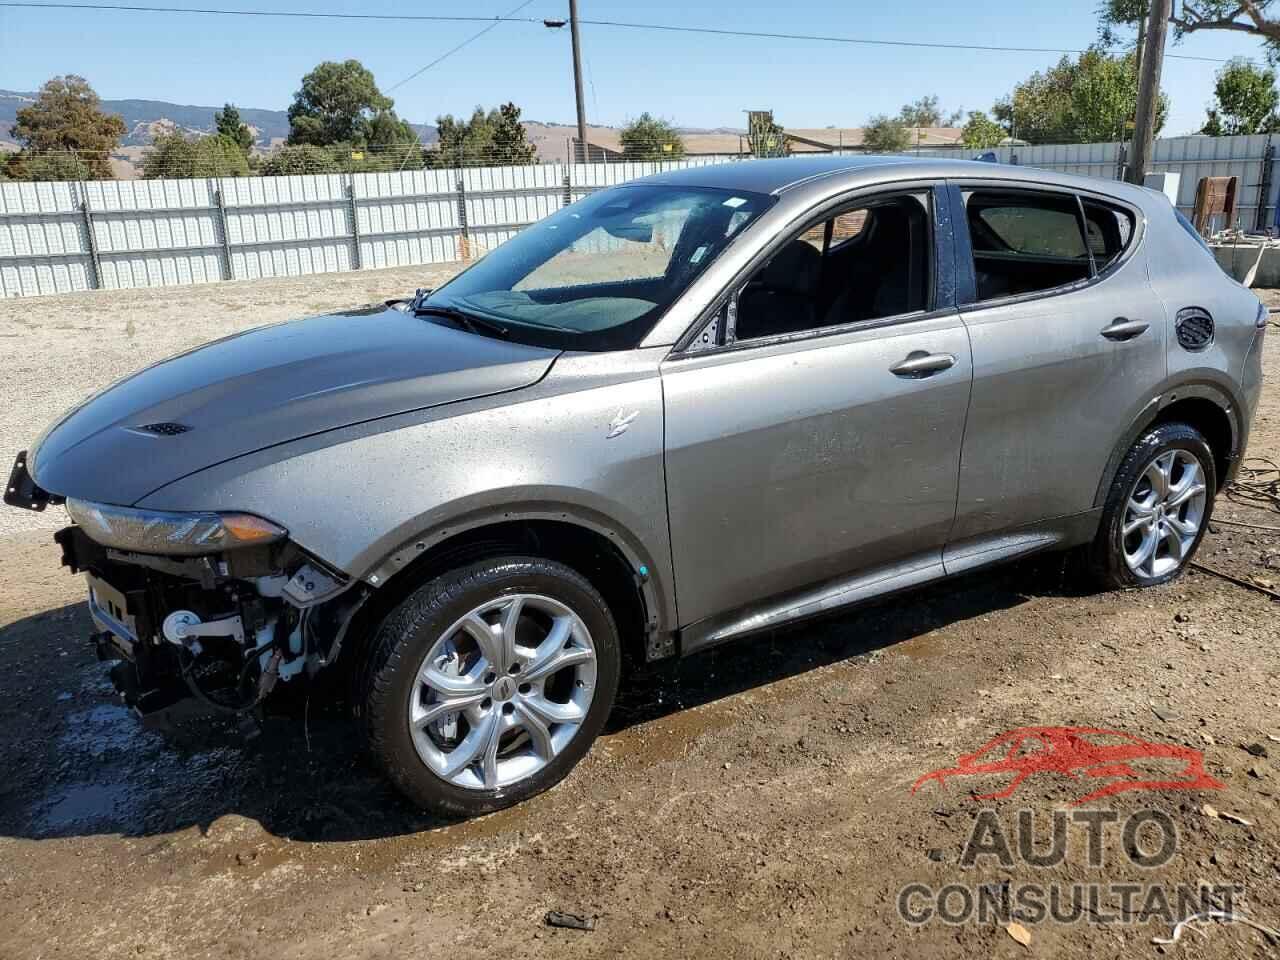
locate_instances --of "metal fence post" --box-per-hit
[213,183,234,280]
[1115,143,1128,183]
[1255,137,1274,232]
[79,182,102,290]
[562,170,572,208]
[347,175,363,271]
[456,176,470,260]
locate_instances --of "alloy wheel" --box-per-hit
[408,593,597,790]
[1121,449,1208,579]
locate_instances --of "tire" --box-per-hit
[1087,422,1216,590]
[357,556,620,816]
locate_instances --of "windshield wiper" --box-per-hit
[413,304,510,340]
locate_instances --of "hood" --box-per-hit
[31,305,558,505]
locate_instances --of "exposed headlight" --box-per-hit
[66,499,286,556]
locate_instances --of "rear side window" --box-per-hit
[965,190,1091,301]
[976,204,1086,258]
[1082,199,1135,271]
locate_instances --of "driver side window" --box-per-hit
[733,192,932,342]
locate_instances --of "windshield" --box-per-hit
[423,184,774,350]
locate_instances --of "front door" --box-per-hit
[661,188,972,628]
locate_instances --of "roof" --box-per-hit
[631,155,1157,205]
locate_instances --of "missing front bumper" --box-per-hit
[4,450,59,512]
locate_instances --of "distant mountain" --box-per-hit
[0,89,757,175]
[0,90,290,146]
[0,90,438,148]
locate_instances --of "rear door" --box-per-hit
[948,182,1167,551]
[661,185,973,629]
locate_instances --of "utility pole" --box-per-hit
[1126,0,1171,185]
[569,0,588,162]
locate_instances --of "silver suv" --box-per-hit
[6,157,1266,815]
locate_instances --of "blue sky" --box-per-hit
[0,0,1270,137]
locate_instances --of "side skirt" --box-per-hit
[678,509,1102,656]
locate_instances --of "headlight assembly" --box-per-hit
[66,498,286,555]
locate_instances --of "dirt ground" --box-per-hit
[0,271,1278,960]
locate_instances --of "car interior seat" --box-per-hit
[734,239,821,340]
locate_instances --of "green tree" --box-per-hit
[258,144,341,175]
[862,114,912,152]
[358,110,424,169]
[1100,0,1280,62]
[619,112,685,160]
[426,104,535,167]
[490,102,536,164]
[898,95,941,127]
[897,95,964,128]
[141,132,250,178]
[429,106,494,167]
[213,103,253,154]
[962,110,1007,148]
[286,60,397,146]
[1200,58,1279,134]
[746,110,789,158]
[9,75,125,179]
[3,150,92,181]
[993,49,1166,143]
[366,110,416,147]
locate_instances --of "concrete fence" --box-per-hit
[2,134,1277,299]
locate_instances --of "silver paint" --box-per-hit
[23,156,1263,652]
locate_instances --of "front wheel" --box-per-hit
[357,557,621,816]
[1088,422,1216,589]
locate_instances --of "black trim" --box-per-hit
[670,180,951,356]
[1175,306,1215,352]
[1074,193,1099,277]
[946,183,976,305]
[949,180,1145,310]
[5,450,57,512]
[1091,380,1244,507]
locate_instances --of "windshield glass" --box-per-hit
[424,184,774,350]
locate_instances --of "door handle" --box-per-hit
[1100,317,1150,341]
[889,351,957,378]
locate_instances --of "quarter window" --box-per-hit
[1082,199,1135,271]
[965,191,1092,301]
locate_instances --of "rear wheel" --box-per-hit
[358,557,620,816]
[1088,422,1215,589]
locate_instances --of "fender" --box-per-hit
[1092,373,1245,508]
[364,496,676,644]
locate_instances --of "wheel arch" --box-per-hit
[347,504,675,674]
[1093,378,1242,508]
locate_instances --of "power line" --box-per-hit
[0,1,543,23]
[576,17,1229,63]
[387,0,538,93]
[0,1,1241,63]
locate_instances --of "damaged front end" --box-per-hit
[54,502,368,732]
